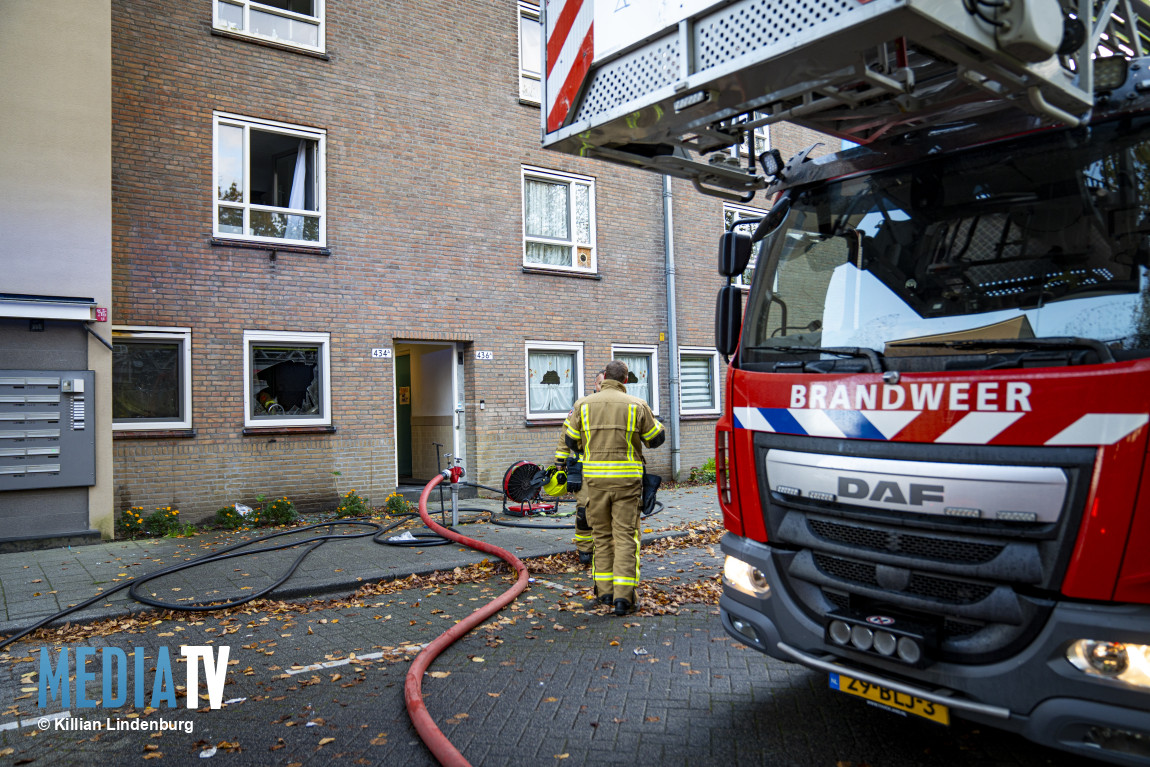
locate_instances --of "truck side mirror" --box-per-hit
[719,232,753,277]
[752,193,791,242]
[715,285,743,356]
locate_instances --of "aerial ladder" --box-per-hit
[541,0,1150,200]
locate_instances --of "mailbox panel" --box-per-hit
[0,370,95,491]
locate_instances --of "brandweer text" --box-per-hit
[790,382,1032,411]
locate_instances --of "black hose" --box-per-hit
[0,483,665,649]
[0,519,392,649]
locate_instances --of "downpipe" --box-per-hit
[664,174,682,481]
[404,467,531,767]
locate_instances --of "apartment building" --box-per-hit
[3,0,834,537]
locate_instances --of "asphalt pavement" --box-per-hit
[0,486,1088,766]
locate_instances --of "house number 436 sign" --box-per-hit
[475,351,494,360]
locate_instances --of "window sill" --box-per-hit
[522,266,601,280]
[211,28,331,60]
[519,97,541,108]
[680,413,721,421]
[113,429,197,440]
[242,425,336,436]
[524,418,566,427]
[211,238,331,257]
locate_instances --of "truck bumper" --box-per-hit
[720,534,1150,766]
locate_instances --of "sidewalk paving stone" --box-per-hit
[0,485,721,640]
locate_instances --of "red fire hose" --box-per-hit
[404,469,531,767]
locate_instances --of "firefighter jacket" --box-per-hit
[562,379,665,480]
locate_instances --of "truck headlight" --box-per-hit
[1067,640,1150,689]
[723,556,771,598]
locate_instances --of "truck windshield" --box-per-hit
[741,116,1150,368]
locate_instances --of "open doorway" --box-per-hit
[393,342,466,493]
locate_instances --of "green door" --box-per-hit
[396,354,412,478]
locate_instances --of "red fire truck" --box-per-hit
[543,0,1149,762]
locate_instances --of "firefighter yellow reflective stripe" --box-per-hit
[626,404,637,463]
[574,533,593,541]
[564,419,580,440]
[642,421,664,441]
[593,570,613,582]
[582,460,643,478]
[613,528,640,586]
[556,447,572,461]
[581,403,591,448]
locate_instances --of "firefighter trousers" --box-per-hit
[574,496,593,555]
[584,478,642,605]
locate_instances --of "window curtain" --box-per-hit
[285,139,307,240]
[616,353,651,406]
[680,356,714,410]
[525,179,571,266]
[528,351,575,413]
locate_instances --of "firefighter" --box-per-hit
[561,360,664,616]
[555,370,605,566]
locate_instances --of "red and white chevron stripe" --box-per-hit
[545,0,594,133]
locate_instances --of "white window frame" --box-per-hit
[724,202,766,289]
[213,112,327,247]
[611,344,659,416]
[111,326,193,431]
[243,330,331,428]
[752,113,771,157]
[518,1,541,105]
[679,347,721,416]
[521,166,597,273]
[524,341,584,421]
[212,0,326,53]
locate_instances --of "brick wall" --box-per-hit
[110,0,832,522]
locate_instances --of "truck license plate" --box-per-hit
[829,673,949,725]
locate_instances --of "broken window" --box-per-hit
[526,342,583,419]
[244,331,330,427]
[613,345,659,414]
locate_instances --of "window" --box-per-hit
[752,114,770,157]
[612,345,659,415]
[518,2,541,104]
[724,202,766,288]
[112,327,192,431]
[213,0,324,52]
[522,167,596,272]
[243,331,331,427]
[525,341,583,420]
[679,348,720,415]
[214,113,326,246]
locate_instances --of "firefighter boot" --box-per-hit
[575,506,593,566]
[614,598,638,616]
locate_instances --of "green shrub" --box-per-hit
[214,504,248,529]
[216,496,297,529]
[142,506,185,537]
[263,496,298,526]
[118,506,146,538]
[383,492,413,516]
[336,489,372,518]
[689,458,717,485]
